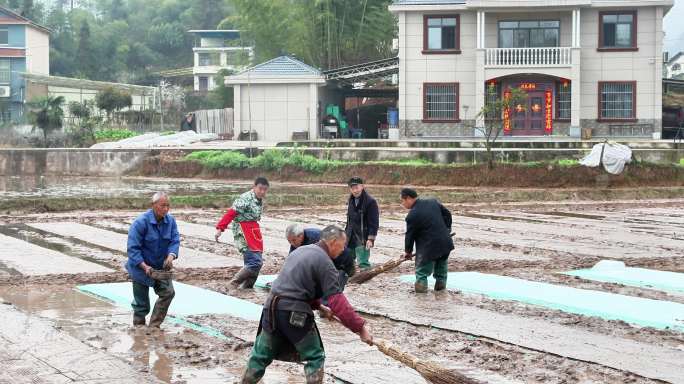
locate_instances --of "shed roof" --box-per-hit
[226,56,325,85]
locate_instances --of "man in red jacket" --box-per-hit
[215,177,268,289]
[240,225,373,383]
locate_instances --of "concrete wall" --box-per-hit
[0,149,151,176]
[25,26,49,75]
[235,83,318,141]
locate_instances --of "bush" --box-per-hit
[679,158,684,167]
[94,128,138,142]
[186,150,250,169]
[556,159,580,167]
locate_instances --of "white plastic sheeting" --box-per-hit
[579,142,632,175]
[91,130,217,149]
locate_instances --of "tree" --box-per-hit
[208,69,234,108]
[76,20,94,78]
[475,87,528,169]
[27,96,65,147]
[96,87,132,122]
[67,100,100,147]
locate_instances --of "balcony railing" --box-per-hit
[485,47,572,67]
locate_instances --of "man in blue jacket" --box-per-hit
[286,224,355,289]
[126,192,179,327]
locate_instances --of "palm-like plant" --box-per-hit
[28,95,65,147]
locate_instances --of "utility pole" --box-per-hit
[159,81,164,132]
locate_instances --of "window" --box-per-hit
[599,82,635,120]
[673,63,681,71]
[0,59,9,83]
[0,29,7,45]
[498,20,559,48]
[423,15,460,53]
[423,83,459,121]
[198,52,220,66]
[485,81,501,120]
[556,81,571,120]
[198,77,209,91]
[599,11,637,50]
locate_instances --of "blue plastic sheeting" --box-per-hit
[255,274,277,289]
[78,282,262,321]
[399,272,684,331]
[563,260,684,294]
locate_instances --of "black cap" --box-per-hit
[348,176,363,186]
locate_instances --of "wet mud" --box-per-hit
[1,192,683,383]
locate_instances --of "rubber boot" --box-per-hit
[240,368,261,384]
[148,296,173,328]
[434,280,447,291]
[133,315,146,326]
[414,281,428,293]
[230,267,253,288]
[305,368,325,384]
[240,269,260,289]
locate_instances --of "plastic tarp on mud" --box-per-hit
[91,130,217,149]
[399,272,684,331]
[563,260,684,293]
[255,274,277,289]
[579,142,632,175]
[78,282,261,320]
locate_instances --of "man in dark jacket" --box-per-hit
[401,188,454,293]
[344,177,379,270]
[285,223,355,289]
[241,225,373,383]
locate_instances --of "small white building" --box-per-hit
[190,30,253,92]
[226,56,326,142]
[665,52,684,79]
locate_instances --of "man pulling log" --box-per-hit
[400,188,454,293]
[241,225,373,383]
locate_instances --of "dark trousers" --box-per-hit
[242,310,324,383]
[132,279,175,326]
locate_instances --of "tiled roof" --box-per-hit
[239,56,321,77]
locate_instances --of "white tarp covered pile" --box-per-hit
[579,142,632,175]
[91,130,217,149]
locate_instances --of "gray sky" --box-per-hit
[665,0,684,54]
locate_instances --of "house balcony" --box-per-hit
[485,47,573,68]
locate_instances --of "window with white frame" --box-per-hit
[0,59,10,83]
[423,83,459,121]
[599,82,635,120]
[556,81,571,119]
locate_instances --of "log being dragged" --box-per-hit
[348,256,408,284]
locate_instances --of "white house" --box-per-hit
[190,30,253,92]
[226,56,326,142]
[389,0,673,138]
[665,51,684,78]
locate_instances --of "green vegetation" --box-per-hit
[679,158,684,167]
[27,95,66,147]
[94,129,138,142]
[186,150,588,174]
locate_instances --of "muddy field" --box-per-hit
[0,181,683,383]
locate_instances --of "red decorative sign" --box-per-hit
[545,89,553,134]
[503,89,511,134]
[520,83,537,90]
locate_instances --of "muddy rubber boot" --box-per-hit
[148,300,172,328]
[230,267,253,288]
[305,368,325,384]
[240,368,261,384]
[240,270,260,289]
[133,315,146,326]
[434,280,447,291]
[414,282,428,293]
